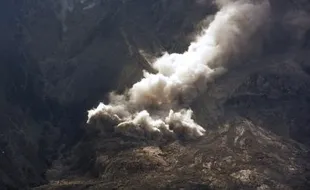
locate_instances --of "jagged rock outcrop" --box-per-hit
[35,119,310,190]
[225,53,310,146]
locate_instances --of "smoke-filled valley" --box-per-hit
[1,0,310,189]
[87,0,270,141]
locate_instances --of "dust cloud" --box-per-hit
[87,0,270,140]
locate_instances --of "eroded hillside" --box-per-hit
[0,0,310,189]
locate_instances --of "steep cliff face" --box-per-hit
[19,0,215,106]
[1,0,310,189]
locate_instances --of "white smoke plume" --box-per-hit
[87,0,270,140]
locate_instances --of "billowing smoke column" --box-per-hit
[87,0,270,140]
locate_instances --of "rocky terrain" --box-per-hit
[0,0,310,189]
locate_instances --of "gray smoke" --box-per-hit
[87,0,270,140]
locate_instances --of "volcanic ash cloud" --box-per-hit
[87,0,270,140]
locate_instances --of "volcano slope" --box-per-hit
[36,58,310,189]
[1,0,310,189]
[34,0,310,190]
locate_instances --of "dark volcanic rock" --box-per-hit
[19,0,215,106]
[0,0,310,189]
[225,53,310,146]
[1,0,215,189]
[35,119,310,190]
